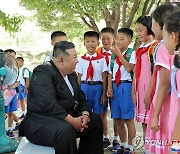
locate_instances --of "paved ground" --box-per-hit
[5,109,145,154]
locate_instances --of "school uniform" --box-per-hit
[98,47,112,108]
[169,65,180,139]
[97,47,112,66]
[76,52,108,115]
[135,41,157,124]
[18,67,29,100]
[109,49,136,119]
[4,90,18,113]
[145,42,173,154]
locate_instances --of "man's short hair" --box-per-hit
[118,28,133,39]
[4,49,16,55]
[53,41,75,58]
[84,31,99,40]
[101,27,114,35]
[51,31,67,41]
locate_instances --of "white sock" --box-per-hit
[103,135,109,139]
[128,144,134,151]
[8,127,12,131]
[121,142,128,148]
[22,111,26,115]
[114,136,119,141]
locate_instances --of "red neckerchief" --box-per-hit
[135,46,149,89]
[115,53,126,87]
[97,47,111,65]
[102,52,111,65]
[81,52,104,81]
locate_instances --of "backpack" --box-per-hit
[22,67,33,81]
[110,48,134,79]
[96,46,103,54]
[147,40,159,74]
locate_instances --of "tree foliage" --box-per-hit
[0,10,23,33]
[20,0,168,39]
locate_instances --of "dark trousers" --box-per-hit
[24,113,104,154]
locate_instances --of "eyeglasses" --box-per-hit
[171,66,180,98]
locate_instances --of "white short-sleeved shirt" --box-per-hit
[102,48,112,66]
[18,67,29,86]
[76,52,108,81]
[44,52,53,63]
[102,48,112,55]
[108,49,136,81]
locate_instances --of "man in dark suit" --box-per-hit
[21,41,104,154]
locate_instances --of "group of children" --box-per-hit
[2,2,180,154]
[74,2,180,154]
[3,49,29,138]
[46,4,180,153]
[75,28,136,154]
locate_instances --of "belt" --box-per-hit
[113,80,132,83]
[81,81,103,85]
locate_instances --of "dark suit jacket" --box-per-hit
[23,61,89,134]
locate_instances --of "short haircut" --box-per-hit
[16,57,24,61]
[51,31,67,41]
[4,49,16,55]
[53,41,75,58]
[84,31,99,40]
[152,2,177,29]
[136,16,154,35]
[101,27,115,35]
[118,28,133,39]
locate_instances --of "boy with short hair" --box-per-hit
[3,49,20,138]
[76,30,108,126]
[98,27,127,151]
[16,57,29,119]
[107,28,136,154]
[44,31,67,63]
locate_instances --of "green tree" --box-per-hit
[20,0,168,39]
[0,10,23,33]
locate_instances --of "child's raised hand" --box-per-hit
[111,46,121,57]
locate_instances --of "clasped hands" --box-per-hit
[72,114,90,132]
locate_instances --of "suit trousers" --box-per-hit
[24,113,104,154]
